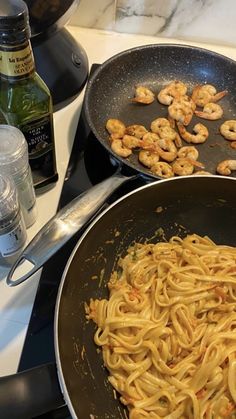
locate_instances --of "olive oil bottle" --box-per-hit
[0,0,58,190]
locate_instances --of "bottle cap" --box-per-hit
[0,125,29,177]
[0,0,31,44]
[0,174,18,219]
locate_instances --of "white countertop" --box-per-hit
[1,26,236,377]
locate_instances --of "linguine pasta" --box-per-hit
[86,234,236,418]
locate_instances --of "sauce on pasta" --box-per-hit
[86,234,236,418]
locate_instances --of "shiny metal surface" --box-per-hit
[7,173,134,286]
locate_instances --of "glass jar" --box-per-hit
[0,174,27,266]
[0,125,37,228]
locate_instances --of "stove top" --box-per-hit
[17,65,146,418]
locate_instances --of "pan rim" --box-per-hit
[53,173,235,418]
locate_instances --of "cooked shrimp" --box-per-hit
[157,81,187,105]
[177,123,209,144]
[141,132,160,149]
[177,146,199,160]
[195,103,223,120]
[159,126,177,141]
[216,160,236,175]
[132,85,155,104]
[122,135,141,149]
[111,139,132,158]
[155,138,177,162]
[125,124,148,139]
[106,119,126,139]
[138,150,160,168]
[151,117,176,140]
[150,162,174,178]
[174,132,183,148]
[150,117,170,133]
[168,96,195,126]
[191,84,227,107]
[220,120,236,141]
[172,158,195,176]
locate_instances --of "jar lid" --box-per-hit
[0,125,29,176]
[0,174,18,219]
[0,0,31,45]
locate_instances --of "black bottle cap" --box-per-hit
[0,0,31,45]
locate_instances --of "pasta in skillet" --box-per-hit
[86,234,236,418]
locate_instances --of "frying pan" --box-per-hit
[84,43,236,178]
[1,175,236,419]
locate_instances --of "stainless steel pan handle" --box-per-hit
[7,173,135,286]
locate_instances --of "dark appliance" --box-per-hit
[25,0,88,110]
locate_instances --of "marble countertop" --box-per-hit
[1,26,236,378]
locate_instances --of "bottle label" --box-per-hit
[20,115,57,188]
[0,43,35,80]
[0,220,26,257]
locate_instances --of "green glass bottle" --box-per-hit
[0,0,58,190]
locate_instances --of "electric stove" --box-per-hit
[17,65,146,418]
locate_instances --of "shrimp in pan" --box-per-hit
[177,146,199,161]
[172,158,195,176]
[151,117,170,132]
[177,123,209,144]
[157,81,187,105]
[172,158,204,176]
[106,119,126,139]
[122,135,141,149]
[168,96,195,126]
[220,120,236,141]
[111,139,132,158]
[216,160,236,176]
[191,84,227,107]
[195,103,223,120]
[132,85,155,104]
[151,162,174,178]
[139,150,160,168]
[125,124,148,139]
[154,138,177,162]
[151,118,176,140]
[141,132,160,149]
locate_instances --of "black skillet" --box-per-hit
[84,43,236,177]
[2,175,236,419]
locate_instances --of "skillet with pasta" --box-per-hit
[86,234,236,418]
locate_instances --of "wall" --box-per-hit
[69,0,236,47]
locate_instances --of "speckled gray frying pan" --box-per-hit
[84,43,236,178]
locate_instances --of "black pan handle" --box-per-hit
[0,363,64,419]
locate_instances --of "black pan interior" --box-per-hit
[84,44,236,178]
[57,176,236,418]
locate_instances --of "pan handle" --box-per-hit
[0,363,64,419]
[7,173,136,286]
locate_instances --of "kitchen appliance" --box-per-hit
[25,0,88,110]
